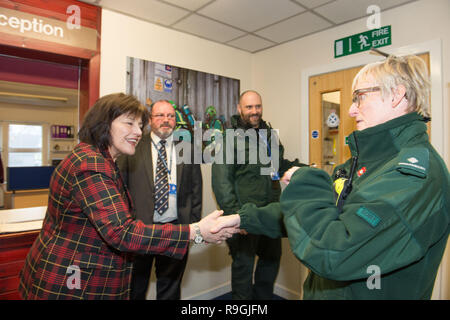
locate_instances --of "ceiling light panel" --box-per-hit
[227,34,275,53]
[198,0,305,32]
[293,0,337,9]
[173,14,246,43]
[255,11,332,43]
[99,0,189,26]
[161,0,213,11]
[314,0,415,24]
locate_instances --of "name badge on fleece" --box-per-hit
[169,183,177,195]
[270,171,280,181]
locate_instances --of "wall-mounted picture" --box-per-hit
[126,57,240,151]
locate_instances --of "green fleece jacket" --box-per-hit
[239,112,450,299]
[212,115,305,215]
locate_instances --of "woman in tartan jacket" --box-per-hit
[19,93,237,300]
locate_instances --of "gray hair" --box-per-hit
[353,55,431,117]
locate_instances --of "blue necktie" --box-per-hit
[154,140,169,215]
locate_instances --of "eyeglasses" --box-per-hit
[152,113,175,119]
[352,87,381,108]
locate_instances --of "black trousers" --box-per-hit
[227,233,282,300]
[130,219,188,300]
[130,248,189,300]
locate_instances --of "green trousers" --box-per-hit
[227,233,281,300]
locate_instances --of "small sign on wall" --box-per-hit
[312,130,319,139]
[154,76,163,92]
[334,25,391,58]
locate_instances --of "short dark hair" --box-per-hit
[78,93,149,150]
[149,99,174,115]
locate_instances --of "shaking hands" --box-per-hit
[190,210,242,244]
[190,166,305,245]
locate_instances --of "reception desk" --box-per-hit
[0,207,46,300]
[3,188,49,209]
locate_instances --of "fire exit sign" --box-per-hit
[334,25,391,58]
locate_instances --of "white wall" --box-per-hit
[100,9,252,300]
[251,0,450,299]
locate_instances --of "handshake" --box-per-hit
[189,166,304,244]
[189,211,242,244]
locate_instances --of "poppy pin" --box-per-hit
[357,167,367,177]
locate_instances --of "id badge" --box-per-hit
[169,183,177,195]
[270,171,280,181]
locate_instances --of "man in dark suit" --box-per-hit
[117,99,202,300]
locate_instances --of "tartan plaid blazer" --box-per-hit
[19,143,190,300]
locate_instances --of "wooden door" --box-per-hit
[309,65,361,174]
[309,53,430,174]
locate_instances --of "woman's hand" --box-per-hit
[190,211,240,244]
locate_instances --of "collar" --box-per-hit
[231,114,269,130]
[347,112,428,161]
[98,145,115,164]
[151,132,174,146]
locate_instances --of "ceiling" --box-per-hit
[80,0,417,53]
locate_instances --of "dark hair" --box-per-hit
[78,93,149,150]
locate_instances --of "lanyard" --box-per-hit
[257,130,271,158]
[257,130,280,180]
[151,139,173,178]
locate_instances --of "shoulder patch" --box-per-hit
[356,206,381,228]
[396,147,429,178]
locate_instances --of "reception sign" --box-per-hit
[0,0,102,119]
[0,6,97,51]
[0,0,101,58]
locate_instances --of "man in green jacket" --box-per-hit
[211,90,306,299]
[214,55,450,299]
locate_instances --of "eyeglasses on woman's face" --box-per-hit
[352,86,381,108]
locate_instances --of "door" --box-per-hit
[309,53,430,174]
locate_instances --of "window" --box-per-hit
[7,124,43,167]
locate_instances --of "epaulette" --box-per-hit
[395,147,429,178]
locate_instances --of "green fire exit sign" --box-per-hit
[335,25,391,58]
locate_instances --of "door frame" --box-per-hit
[300,39,445,162]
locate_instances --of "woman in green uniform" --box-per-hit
[215,55,450,299]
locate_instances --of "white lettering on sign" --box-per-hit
[0,13,63,38]
[372,37,390,47]
[371,26,389,37]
